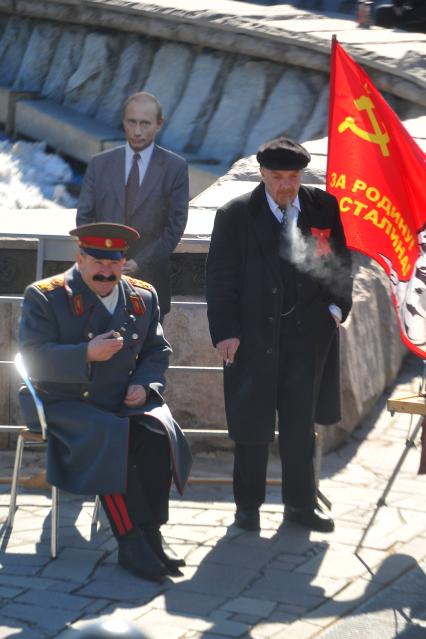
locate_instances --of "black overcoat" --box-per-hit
[18,266,192,495]
[206,183,353,444]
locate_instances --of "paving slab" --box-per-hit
[2,357,424,638]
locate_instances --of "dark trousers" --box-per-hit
[101,420,171,538]
[233,324,332,511]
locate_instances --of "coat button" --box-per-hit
[83,391,90,398]
[128,370,133,375]
[87,332,94,339]
[271,288,277,294]
[131,333,138,340]
[266,348,273,354]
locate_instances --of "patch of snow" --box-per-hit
[0,139,76,208]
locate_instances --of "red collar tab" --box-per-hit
[73,294,84,316]
[130,293,146,315]
[64,276,85,316]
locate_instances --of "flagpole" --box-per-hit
[326,35,337,190]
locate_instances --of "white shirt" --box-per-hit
[125,142,154,186]
[265,189,300,230]
[265,188,342,324]
[97,284,119,314]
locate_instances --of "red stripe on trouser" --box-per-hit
[103,495,131,536]
[112,494,134,531]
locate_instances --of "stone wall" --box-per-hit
[0,5,423,174]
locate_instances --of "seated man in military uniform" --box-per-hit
[18,222,192,582]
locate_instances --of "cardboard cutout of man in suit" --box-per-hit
[206,137,353,533]
[19,222,192,582]
[77,92,189,319]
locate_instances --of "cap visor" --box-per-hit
[82,247,125,260]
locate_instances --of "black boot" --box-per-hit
[284,504,335,533]
[118,529,168,581]
[234,509,260,531]
[143,526,186,576]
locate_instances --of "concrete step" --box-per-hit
[14,98,124,163]
[0,86,37,134]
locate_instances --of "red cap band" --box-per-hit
[78,235,128,251]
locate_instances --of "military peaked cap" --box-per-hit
[70,222,140,260]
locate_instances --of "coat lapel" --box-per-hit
[111,147,126,214]
[297,186,315,235]
[130,145,165,217]
[249,184,281,281]
[105,281,130,334]
[64,266,96,318]
[65,266,118,338]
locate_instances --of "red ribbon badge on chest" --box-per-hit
[310,227,332,256]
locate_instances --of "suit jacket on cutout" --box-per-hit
[77,144,189,315]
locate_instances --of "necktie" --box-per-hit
[125,153,140,222]
[279,207,290,257]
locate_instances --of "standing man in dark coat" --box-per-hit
[206,137,353,533]
[19,222,192,581]
[374,0,426,32]
[76,91,189,319]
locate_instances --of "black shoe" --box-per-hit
[234,509,260,531]
[143,526,186,576]
[284,505,335,533]
[118,529,168,581]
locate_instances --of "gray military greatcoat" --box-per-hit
[18,265,192,495]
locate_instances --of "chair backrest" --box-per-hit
[14,353,48,440]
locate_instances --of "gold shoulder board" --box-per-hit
[34,275,64,293]
[125,276,153,291]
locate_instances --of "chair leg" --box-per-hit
[92,495,101,527]
[6,433,25,528]
[51,485,59,559]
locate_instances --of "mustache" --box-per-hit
[93,274,117,282]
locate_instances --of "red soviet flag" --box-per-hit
[326,38,426,358]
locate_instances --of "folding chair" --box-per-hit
[7,353,100,558]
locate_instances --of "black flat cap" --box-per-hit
[256,136,311,170]
[70,222,140,260]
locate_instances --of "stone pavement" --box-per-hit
[0,353,426,639]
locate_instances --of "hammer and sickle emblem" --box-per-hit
[338,95,390,157]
